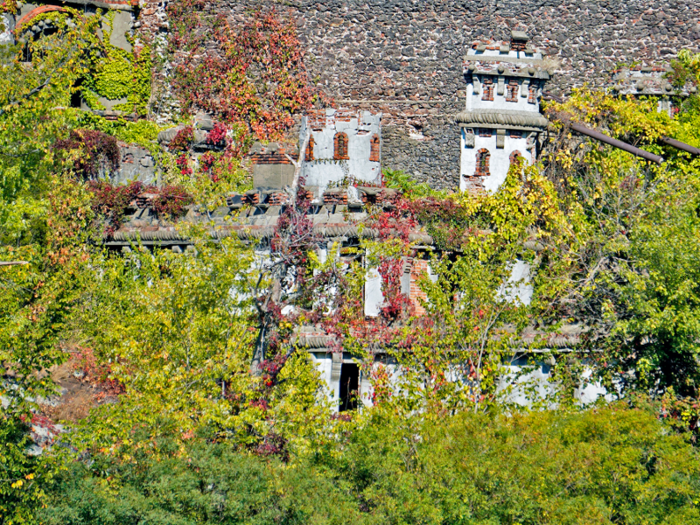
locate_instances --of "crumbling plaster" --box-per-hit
[300,109,382,193]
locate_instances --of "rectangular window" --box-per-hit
[506,80,519,102]
[482,79,494,101]
[528,82,537,104]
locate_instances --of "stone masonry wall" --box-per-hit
[221,0,700,189]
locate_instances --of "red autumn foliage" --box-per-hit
[87,180,193,234]
[176,154,193,175]
[168,126,195,152]
[72,346,126,399]
[168,5,325,144]
[206,121,228,147]
[54,129,120,179]
[87,180,145,234]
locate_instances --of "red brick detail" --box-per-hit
[250,153,293,165]
[511,40,527,52]
[463,177,486,194]
[305,134,315,162]
[323,190,348,205]
[528,82,537,104]
[509,130,522,138]
[135,193,157,208]
[506,80,519,102]
[482,79,494,101]
[334,132,349,160]
[479,128,492,138]
[409,259,430,317]
[123,153,134,164]
[15,5,69,31]
[475,148,490,177]
[510,150,523,165]
[243,193,260,205]
[267,192,289,205]
[369,134,380,162]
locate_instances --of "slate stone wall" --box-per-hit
[220,0,700,189]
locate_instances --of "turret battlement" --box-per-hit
[458,31,552,194]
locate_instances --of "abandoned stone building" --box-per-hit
[4,0,699,409]
[4,0,700,186]
[101,31,624,409]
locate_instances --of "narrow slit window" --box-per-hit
[506,80,519,102]
[369,134,380,162]
[482,78,494,101]
[305,134,315,161]
[476,148,490,177]
[334,132,349,160]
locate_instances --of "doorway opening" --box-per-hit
[339,362,359,412]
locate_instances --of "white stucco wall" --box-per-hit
[309,353,337,401]
[467,77,541,113]
[501,259,534,305]
[311,350,609,411]
[499,358,610,407]
[300,110,381,194]
[1,14,14,45]
[460,131,530,193]
[461,44,548,194]
[364,266,383,317]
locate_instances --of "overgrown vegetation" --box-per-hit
[4,4,700,522]
[168,5,325,148]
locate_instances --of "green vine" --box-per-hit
[0,0,16,15]
[82,12,153,115]
[77,112,163,156]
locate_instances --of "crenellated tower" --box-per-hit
[457,31,551,193]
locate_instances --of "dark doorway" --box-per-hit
[70,84,83,108]
[339,362,359,412]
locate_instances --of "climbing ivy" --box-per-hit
[168,4,325,147]
[80,12,153,115]
[0,0,16,15]
[77,112,162,152]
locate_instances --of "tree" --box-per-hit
[41,437,368,525]
[542,89,700,402]
[325,403,700,525]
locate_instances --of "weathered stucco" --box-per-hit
[300,109,382,194]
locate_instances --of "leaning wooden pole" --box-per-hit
[659,136,700,156]
[569,122,664,165]
[0,261,29,266]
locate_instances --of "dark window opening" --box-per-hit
[339,362,359,412]
[70,79,83,108]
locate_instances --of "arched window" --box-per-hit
[506,80,519,102]
[334,132,349,160]
[509,150,523,165]
[475,149,490,177]
[481,78,494,101]
[16,6,70,62]
[528,82,538,104]
[305,134,315,161]
[369,134,380,162]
